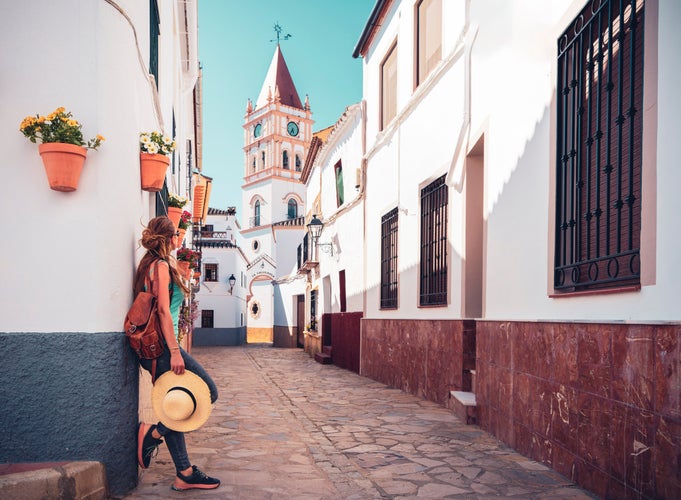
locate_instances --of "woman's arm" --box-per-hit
[153,260,185,375]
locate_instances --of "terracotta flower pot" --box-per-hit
[140,153,170,192]
[192,185,206,223]
[38,143,88,192]
[177,260,191,280]
[177,227,186,243]
[167,206,183,228]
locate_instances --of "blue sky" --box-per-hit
[197,0,374,215]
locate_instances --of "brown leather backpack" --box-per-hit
[124,290,164,360]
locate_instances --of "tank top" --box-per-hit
[145,261,185,342]
[169,281,184,337]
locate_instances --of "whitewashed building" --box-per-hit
[297,104,367,365]
[193,207,248,345]
[1,1,202,495]
[311,0,679,497]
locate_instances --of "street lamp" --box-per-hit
[228,274,236,294]
[306,214,333,256]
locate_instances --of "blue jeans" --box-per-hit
[140,347,218,473]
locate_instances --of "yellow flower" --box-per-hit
[96,134,105,141]
[55,107,66,114]
[67,119,78,127]
[47,112,56,121]
[38,116,46,123]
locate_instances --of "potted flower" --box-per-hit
[19,107,105,192]
[139,131,176,192]
[177,210,192,242]
[176,247,200,280]
[167,192,188,228]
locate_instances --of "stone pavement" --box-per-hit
[124,345,596,499]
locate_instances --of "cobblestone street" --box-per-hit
[125,345,595,499]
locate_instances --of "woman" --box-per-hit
[134,216,220,491]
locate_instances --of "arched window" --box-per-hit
[261,151,266,169]
[287,199,297,219]
[282,150,289,169]
[254,200,261,227]
[295,154,302,171]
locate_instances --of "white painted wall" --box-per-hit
[306,104,366,315]
[2,0,198,332]
[358,0,681,323]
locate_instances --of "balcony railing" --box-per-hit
[297,233,317,273]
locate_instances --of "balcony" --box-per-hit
[297,233,317,273]
[193,231,236,248]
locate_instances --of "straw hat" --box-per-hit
[152,370,212,432]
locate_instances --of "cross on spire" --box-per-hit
[270,23,291,45]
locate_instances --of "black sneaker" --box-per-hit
[137,422,163,469]
[171,465,221,491]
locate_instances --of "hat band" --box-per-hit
[170,386,197,409]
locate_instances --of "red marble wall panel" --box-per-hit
[654,416,681,498]
[552,443,579,481]
[576,323,613,398]
[553,323,579,385]
[476,320,681,499]
[654,325,681,420]
[612,325,654,411]
[360,319,464,405]
[610,402,656,497]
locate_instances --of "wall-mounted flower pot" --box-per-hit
[167,206,183,228]
[177,260,191,280]
[38,143,88,192]
[192,185,206,224]
[140,153,170,192]
[177,227,186,243]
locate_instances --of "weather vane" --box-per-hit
[270,23,292,44]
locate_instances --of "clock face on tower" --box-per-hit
[287,121,299,137]
[253,123,262,138]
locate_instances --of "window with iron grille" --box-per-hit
[201,310,214,328]
[420,175,448,306]
[554,0,644,291]
[204,263,218,282]
[380,207,399,309]
[310,289,317,330]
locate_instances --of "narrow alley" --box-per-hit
[125,345,594,499]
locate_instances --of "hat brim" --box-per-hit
[152,370,212,432]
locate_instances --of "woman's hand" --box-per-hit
[170,349,185,375]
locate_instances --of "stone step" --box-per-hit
[449,391,477,425]
[314,352,332,364]
[322,345,333,356]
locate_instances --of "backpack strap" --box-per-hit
[146,259,173,385]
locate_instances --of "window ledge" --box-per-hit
[550,284,641,298]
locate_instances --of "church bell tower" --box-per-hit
[240,30,313,343]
